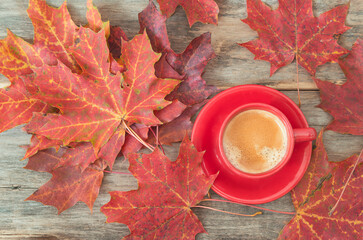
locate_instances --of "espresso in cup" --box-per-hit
[222,109,288,174]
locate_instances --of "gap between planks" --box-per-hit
[0,185,37,190]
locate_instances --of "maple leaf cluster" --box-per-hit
[0,0,217,214]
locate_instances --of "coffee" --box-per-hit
[222,109,288,174]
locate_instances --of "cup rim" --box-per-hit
[218,103,295,179]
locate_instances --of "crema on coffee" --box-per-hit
[222,109,288,174]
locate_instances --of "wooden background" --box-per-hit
[0,0,362,239]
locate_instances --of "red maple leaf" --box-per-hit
[240,0,350,76]
[24,125,126,213]
[0,77,48,133]
[314,39,363,135]
[23,134,62,160]
[278,130,363,239]
[156,0,219,27]
[26,155,106,214]
[101,136,217,239]
[0,29,55,78]
[27,0,79,72]
[23,129,124,170]
[85,0,110,38]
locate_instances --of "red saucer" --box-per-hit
[191,85,312,204]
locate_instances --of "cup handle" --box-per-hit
[293,128,317,143]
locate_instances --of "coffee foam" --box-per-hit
[222,109,288,174]
[223,139,243,169]
[257,143,287,170]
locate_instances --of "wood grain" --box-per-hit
[0,0,362,239]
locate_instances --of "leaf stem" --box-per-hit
[200,198,295,215]
[149,126,165,155]
[296,58,301,107]
[329,149,363,216]
[192,205,262,217]
[122,120,154,152]
[104,170,132,175]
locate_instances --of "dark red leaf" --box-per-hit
[139,1,171,53]
[166,33,217,105]
[154,54,184,80]
[314,39,363,135]
[149,101,206,145]
[26,142,97,173]
[154,99,187,123]
[108,26,128,59]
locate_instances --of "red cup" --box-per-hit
[218,103,316,179]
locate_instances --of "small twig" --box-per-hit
[104,170,132,175]
[119,156,128,167]
[200,199,295,215]
[122,120,154,152]
[192,205,262,217]
[329,149,363,216]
